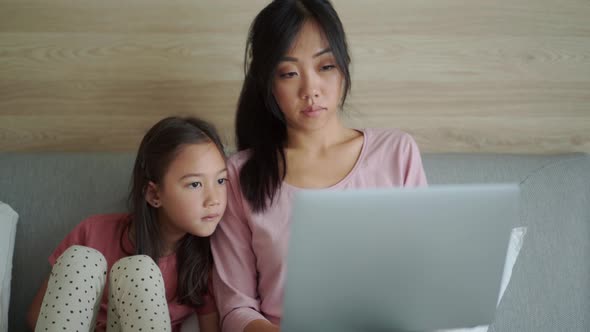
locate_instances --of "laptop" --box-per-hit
[281,184,519,332]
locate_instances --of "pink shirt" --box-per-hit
[49,213,217,332]
[211,128,428,332]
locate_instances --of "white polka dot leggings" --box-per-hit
[35,245,172,332]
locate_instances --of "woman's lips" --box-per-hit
[302,105,326,117]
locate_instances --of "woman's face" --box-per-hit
[272,20,344,133]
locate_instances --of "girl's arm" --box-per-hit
[198,312,221,332]
[27,275,49,331]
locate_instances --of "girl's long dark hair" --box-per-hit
[126,116,225,306]
[236,0,351,212]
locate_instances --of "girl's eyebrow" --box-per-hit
[179,168,228,180]
[279,48,332,62]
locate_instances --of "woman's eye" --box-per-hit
[321,64,336,71]
[279,72,297,79]
[189,182,202,188]
[218,178,228,185]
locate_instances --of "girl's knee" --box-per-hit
[107,255,170,330]
[53,245,107,276]
[38,246,106,331]
[110,255,162,281]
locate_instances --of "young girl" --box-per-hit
[211,1,428,331]
[27,116,226,332]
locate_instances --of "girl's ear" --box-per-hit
[145,181,161,208]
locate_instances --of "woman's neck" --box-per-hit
[286,121,353,154]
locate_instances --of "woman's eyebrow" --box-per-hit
[279,48,332,62]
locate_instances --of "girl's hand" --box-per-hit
[244,319,280,332]
[198,312,221,332]
[27,275,50,331]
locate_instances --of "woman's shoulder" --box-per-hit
[362,128,419,151]
[359,128,427,186]
[226,149,252,170]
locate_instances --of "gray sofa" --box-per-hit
[1,152,589,331]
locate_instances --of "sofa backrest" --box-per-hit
[1,152,588,331]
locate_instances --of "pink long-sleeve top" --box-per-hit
[211,128,428,331]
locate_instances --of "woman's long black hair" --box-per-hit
[236,0,352,212]
[126,116,225,306]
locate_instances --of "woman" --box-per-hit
[212,1,427,331]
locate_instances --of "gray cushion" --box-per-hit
[1,152,588,331]
[0,153,133,332]
[491,155,590,332]
[424,153,590,332]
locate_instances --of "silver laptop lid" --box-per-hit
[282,184,519,332]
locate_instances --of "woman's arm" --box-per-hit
[211,160,269,331]
[400,133,428,187]
[27,276,49,331]
[198,312,220,332]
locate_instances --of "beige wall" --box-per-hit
[1,0,589,153]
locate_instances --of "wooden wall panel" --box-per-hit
[1,0,589,152]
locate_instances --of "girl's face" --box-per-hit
[272,20,344,133]
[148,142,227,239]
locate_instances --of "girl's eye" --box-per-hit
[320,64,336,71]
[218,178,228,185]
[189,182,202,188]
[279,71,297,79]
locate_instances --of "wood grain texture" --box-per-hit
[1,0,589,152]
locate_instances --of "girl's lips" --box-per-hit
[201,214,220,221]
